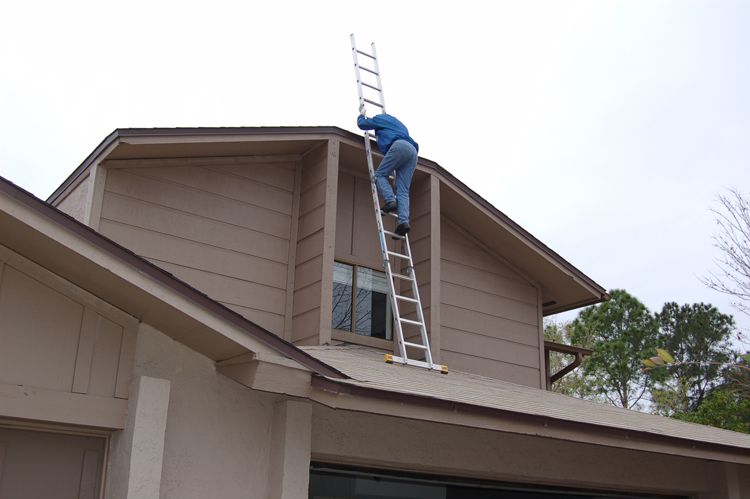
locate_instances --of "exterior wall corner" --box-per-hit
[107,375,170,499]
[268,399,313,499]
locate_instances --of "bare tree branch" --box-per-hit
[701,187,750,318]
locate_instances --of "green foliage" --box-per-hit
[672,390,750,434]
[543,318,604,402]
[651,303,735,415]
[570,289,660,410]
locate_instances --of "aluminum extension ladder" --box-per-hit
[350,34,447,374]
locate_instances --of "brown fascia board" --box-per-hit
[2,176,347,380]
[47,125,608,307]
[47,126,345,203]
[418,158,609,306]
[311,375,750,460]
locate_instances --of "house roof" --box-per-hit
[303,345,750,461]
[48,126,608,315]
[5,165,748,464]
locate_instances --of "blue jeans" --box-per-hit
[375,140,418,225]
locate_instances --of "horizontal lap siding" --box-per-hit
[440,220,541,386]
[292,144,329,344]
[101,163,295,336]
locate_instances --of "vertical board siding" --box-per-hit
[100,162,296,336]
[0,247,136,401]
[440,220,541,387]
[351,175,393,264]
[0,265,83,391]
[335,174,355,257]
[335,172,397,267]
[399,177,433,358]
[292,144,329,344]
[333,167,427,352]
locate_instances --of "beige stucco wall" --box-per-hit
[119,324,279,499]
[311,403,745,498]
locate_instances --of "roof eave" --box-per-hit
[3,176,347,379]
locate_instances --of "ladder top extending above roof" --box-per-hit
[351,34,447,374]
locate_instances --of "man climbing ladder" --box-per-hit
[356,111,419,238]
[351,34,447,374]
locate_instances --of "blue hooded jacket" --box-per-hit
[357,114,419,155]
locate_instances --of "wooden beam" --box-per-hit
[102,154,303,169]
[0,383,127,430]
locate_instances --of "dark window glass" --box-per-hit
[309,468,685,499]
[355,266,389,339]
[332,262,354,333]
[331,261,391,340]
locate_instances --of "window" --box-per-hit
[310,465,685,499]
[332,261,392,340]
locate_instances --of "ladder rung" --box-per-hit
[400,318,424,327]
[383,230,405,239]
[368,132,376,139]
[387,355,447,373]
[395,295,418,303]
[381,211,398,218]
[387,251,409,259]
[362,81,381,92]
[403,341,429,350]
[356,49,376,59]
[359,66,378,75]
[391,272,413,281]
[364,98,384,108]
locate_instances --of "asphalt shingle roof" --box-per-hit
[302,345,750,452]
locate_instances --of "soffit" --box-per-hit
[107,137,326,161]
[438,184,604,314]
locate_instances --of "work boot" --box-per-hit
[381,200,398,215]
[392,222,410,240]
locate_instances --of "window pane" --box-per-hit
[332,262,353,332]
[355,266,391,340]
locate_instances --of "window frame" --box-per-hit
[331,259,393,344]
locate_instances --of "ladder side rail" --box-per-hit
[351,35,367,113]
[400,236,434,367]
[403,237,434,367]
[385,258,409,361]
[370,43,387,113]
[364,125,408,362]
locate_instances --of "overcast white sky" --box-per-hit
[2,1,749,337]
